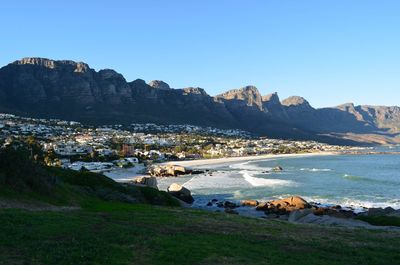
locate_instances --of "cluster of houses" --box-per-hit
[0,113,355,173]
[67,157,140,172]
[126,123,252,138]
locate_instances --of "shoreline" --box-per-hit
[105,151,339,182]
[162,151,339,167]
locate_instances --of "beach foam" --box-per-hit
[303,196,400,211]
[181,173,249,190]
[240,170,294,187]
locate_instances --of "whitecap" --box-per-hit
[240,170,294,187]
[300,168,332,172]
[229,161,268,171]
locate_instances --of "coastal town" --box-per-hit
[0,113,353,174]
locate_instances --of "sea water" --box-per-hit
[157,149,400,210]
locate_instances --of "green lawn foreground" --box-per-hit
[1,201,400,265]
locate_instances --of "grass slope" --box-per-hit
[1,145,400,264]
[1,202,400,265]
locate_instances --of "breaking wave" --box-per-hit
[303,196,400,211]
[300,168,332,172]
[229,161,268,171]
[240,170,294,187]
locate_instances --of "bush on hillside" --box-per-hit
[0,143,56,195]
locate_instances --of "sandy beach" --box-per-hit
[162,151,339,167]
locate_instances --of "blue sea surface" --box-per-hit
[157,148,400,210]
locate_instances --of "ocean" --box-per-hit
[157,148,400,211]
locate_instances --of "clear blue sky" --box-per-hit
[1,0,400,107]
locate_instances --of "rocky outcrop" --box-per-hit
[167,183,194,204]
[148,80,171,90]
[182,87,208,96]
[361,207,397,217]
[148,165,190,177]
[272,166,283,171]
[288,209,314,222]
[262,92,289,120]
[294,213,376,228]
[256,196,310,213]
[130,176,158,189]
[282,96,314,112]
[270,196,310,210]
[216,85,264,111]
[241,200,259,207]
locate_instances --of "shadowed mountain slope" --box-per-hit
[1,58,400,145]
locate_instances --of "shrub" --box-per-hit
[0,143,55,194]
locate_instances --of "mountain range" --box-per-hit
[1,57,400,145]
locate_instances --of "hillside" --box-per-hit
[1,144,400,264]
[0,142,179,208]
[1,57,400,144]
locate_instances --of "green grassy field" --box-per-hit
[1,201,400,265]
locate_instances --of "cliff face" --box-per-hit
[0,58,237,127]
[262,92,289,121]
[216,86,264,111]
[1,57,400,144]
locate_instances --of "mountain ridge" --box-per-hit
[1,57,400,145]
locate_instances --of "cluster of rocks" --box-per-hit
[359,206,400,218]
[206,199,241,214]
[129,176,195,204]
[253,196,362,223]
[255,196,310,214]
[204,196,400,228]
[262,166,283,174]
[148,164,205,177]
[148,165,188,177]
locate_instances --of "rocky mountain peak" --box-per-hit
[98,69,124,80]
[182,87,209,96]
[13,57,56,68]
[12,57,89,73]
[282,96,312,107]
[262,92,280,105]
[218,85,261,100]
[336,103,356,111]
[148,80,171,90]
[216,85,263,110]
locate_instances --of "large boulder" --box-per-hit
[269,196,310,211]
[167,183,194,204]
[367,207,395,217]
[257,196,310,213]
[313,207,355,219]
[288,209,314,222]
[241,200,259,207]
[272,166,283,171]
[149,165,191,177]
[388,209,400,218]
[130,176,158,189]
[295,213,375,228]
